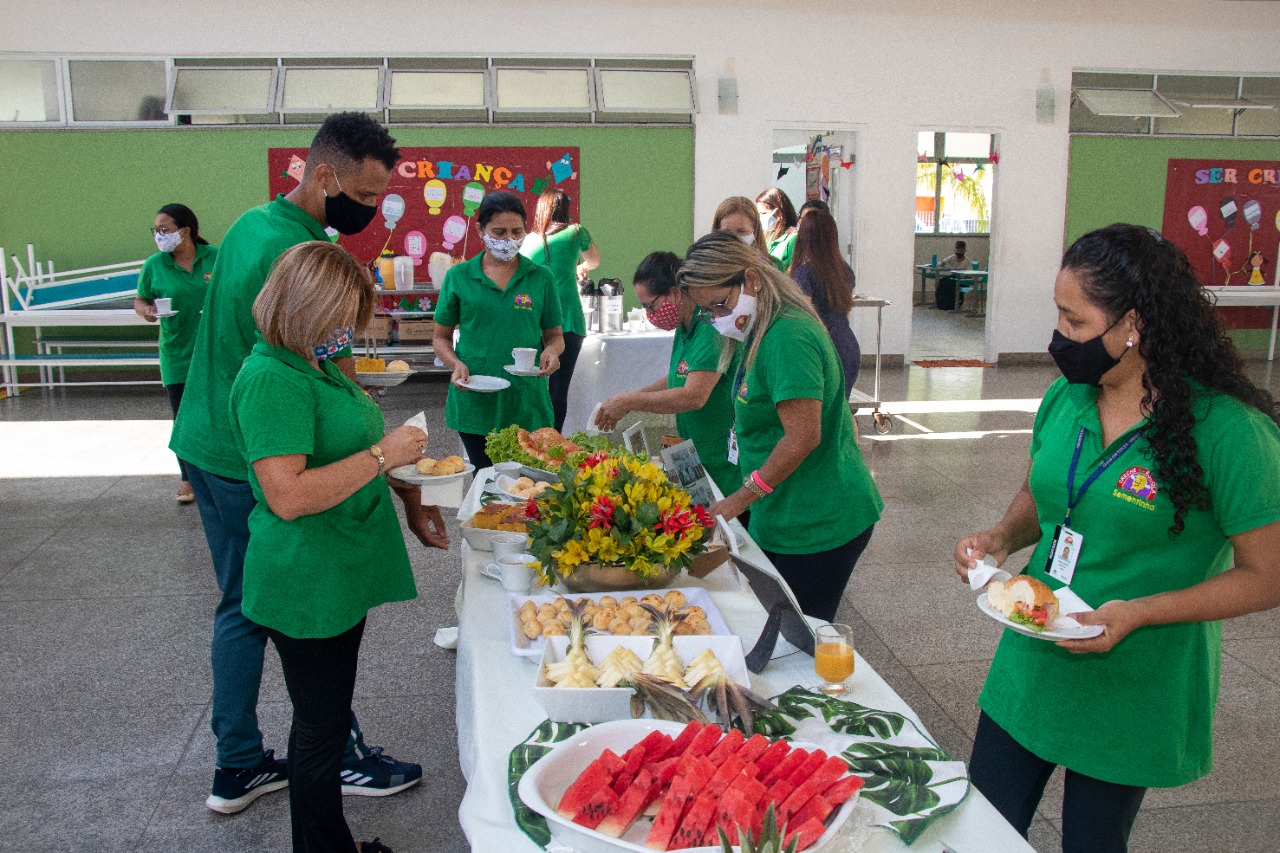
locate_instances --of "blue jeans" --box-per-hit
[187,463,363,770]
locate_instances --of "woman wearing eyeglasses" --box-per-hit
[593,251,741,498]
[135,203,218,503]
[677,231,882,621]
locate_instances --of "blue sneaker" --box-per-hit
[205,748,289,814]
[340,746,421,797]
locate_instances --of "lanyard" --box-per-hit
[1064,426,1144,524]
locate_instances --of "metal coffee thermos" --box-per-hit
[599,277,624,332]
[579,278,599,331]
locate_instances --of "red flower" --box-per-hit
[578,451,609,470]
[692,504,713,528]
[524,499,540,519]
[588,495,615,529]
[657,508,694,537]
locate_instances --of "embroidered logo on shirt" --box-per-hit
[1114,466,1158,510]
[676,359,690,378]
[513,293,534,310]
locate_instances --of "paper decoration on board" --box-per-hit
[777,165,789,180]
[550,153,574,183]
[1188,205,1209,236]
[1214,237,1232,271]
[286,155,307,183]
[403,230,427,266]
[441,215,467,251]
[381,194,405,229]
[1220,197,1239,228]
[424,180,447,215]
[1249,251,1267,284]
[1244,199,1263,231]
[462,181,486,217]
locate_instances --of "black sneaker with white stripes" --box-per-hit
[205,748,289,814]
[340,745,422,797]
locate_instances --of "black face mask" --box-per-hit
[1048,327,1123,386]
[324,179,378,235]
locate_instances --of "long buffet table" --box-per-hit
[453,469,1033,852]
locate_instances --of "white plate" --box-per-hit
[458,374,510,392]
[154,310,178,318]
[507,587,732,659]
[388,461,475,485]
[494,473,554,502]
[356,371,411,387]
[977,592,1104,640]
[517,719,860,853]
[504,364,543,377]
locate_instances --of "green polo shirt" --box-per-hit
[434,253,563,435]
[136,244,217,385]
[981,378,1280,787]
[170,195,333,480]
[519,224,591,337]
[670,316,740,497]
[733,306,882,552]
[229,340,416,639]
[768,232,796,272]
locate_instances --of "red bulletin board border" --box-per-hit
[1162,158,1280,329]
[267,146,580,270]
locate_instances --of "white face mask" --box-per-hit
[483,233,524,262]
[760,209,779,232]
[154,230,182,253]
[737,232,756,246]
[711,291,758,341]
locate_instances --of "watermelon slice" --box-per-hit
[635,730,672,761]
[649,756,681,786]
[784,816,828,851]
[611,770,634,797]
[684,723,723,758]
[645,775,698,850]
[785,750,828,786]
[753,739,792,777]
[622,743,647,775]
[571,784,621,830]
[666,720,704,758]
[598,748,626,778]
[766,780,795,808]
[597,768,655,838]
[778,756,848,821]
[706,728,745,766]
[735,733,771,765]
[790,793,834,827]
[761,747,808,785]
[670,792,718,849]
[557,759,613,818]
[701,754,746,799]
[821,772,864,806]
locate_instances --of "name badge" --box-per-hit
[1046,524,1082,585]
[727,428,739,466]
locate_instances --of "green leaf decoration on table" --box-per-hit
[750,706,797,738]
[506,719,589,847]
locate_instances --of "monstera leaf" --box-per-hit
[507,719,589,845]
[841,740,968,842]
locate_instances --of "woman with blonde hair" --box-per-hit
[755,187,799,271]
[230,240,431,853]
[677,231,882,621]
[712,196,771,262]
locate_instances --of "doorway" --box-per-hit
[911,131,997,362]
[769,129,858,267]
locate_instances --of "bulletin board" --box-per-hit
[1162,158,1280,328]
[267,146,581,267]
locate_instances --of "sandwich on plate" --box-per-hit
[987,575,1059,631]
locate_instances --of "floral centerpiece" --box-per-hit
[525,450,714,590]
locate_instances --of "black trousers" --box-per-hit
[164,382,190,482]
[762,523,874,623]
[266,618,366,853]
[549,331,584,433]
[970,711,1146,853]
[458,432,492,470]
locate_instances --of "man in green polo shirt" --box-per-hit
[172,112,446,815]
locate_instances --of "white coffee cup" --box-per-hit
[154,297,172,314]
[493,460,522,476]
[492,533,530,561]
[512,347,537,371]
[482,552,535,593]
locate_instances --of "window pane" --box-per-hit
[495,68,590,110]
[171,68,274,112]
[943,133,990,158]
[1154,109,1234,136]
[937,163,993,234]
[389,71,485,107]
[1236,99,1280,136]
[69,59,167,122]
[598,70,693,111]
[917,131,935,158]
[0,59,60,122]
[281,68,380,111]
[1069,97,1150,133]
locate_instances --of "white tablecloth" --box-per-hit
[563,330,675,434]
[454,471,1033,853]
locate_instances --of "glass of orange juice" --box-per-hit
[814,623,855,696]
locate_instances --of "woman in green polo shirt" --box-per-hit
[755,187,798,272]
[594,251,741,499]
[229,241,427,853]
[520,188,600,431]
[134,203,216,503]
[678,231,883,622]
[433,191,565,469]
[955,225,1280,853]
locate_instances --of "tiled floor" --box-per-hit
[2,346,1279,852]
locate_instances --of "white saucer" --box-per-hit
[503,364,542,377]
[458,375,510,392]
[977,592,1105,640]
[356,371,411,387]
[154,310,178,318]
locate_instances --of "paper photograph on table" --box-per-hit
[620,422,651,458]
[659,439,716,508]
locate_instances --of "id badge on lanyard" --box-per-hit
[727,358,746,466]
[1047,426,1144,585]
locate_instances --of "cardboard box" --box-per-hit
[398,319,436,342]
[359,315,392,343]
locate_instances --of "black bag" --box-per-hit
[935,276,958,310]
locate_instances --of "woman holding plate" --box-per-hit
[433,191,565,469]
[229,240,437,853]
[594,251,741,498]
[677,231,882,622]
[954,224,1280,853]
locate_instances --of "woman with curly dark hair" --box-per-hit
[953,223,1280,853]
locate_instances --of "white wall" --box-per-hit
[5,0,1280,358]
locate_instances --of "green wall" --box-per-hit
[0,124,693,292]
[1066,135,1280,348]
